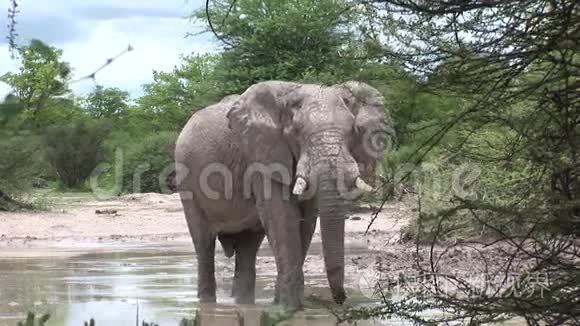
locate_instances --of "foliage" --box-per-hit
[194,0,369,93]
[120,131,178,194]
[81,86,130,120]
[44,118,111,188]
[16,312,50,326]
[137,54,223,131]
[11,310,302,326]
[0,133,44,207]
[0,96,45,210]
[336,0,580,324]
[0,39,71,113]
[178,315,201,326]
[33,98,87,128]
[258,310,296,326]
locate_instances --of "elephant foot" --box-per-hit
[232,278,256,304]
[276,281,304,309]
[332,289,346,304]
[197,282,217,304]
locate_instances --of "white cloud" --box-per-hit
[0,0,219,99]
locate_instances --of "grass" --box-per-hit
[15,309,311,326]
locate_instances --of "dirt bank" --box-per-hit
[0,193,506,279]
[0,192,412,249]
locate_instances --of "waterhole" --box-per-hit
[0,240,398,326]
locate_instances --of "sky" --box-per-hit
[0,0,219,99]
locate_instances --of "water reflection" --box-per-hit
[0,241,389,326]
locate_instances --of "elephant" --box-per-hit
[174,80,394,308]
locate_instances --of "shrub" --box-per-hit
[0,97,50,210]
[121,131,177,194]
[0,135,42,210]
[0,134,39,183]
[44,119,111,188]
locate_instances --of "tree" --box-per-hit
[195,0,367,93]
[330,1,580,324]
[81,86,130,120]
[44,118,111,189]
[0,39,71,114]
[136,54,223,131]
[0,95,39,210]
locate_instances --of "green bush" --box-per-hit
[0,134,43,210]
[400,126,542,242]
[16,312,50,326]
[121,131,177,194]
[44,119,111,189]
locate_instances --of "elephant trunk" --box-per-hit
[295,131,371,304]
[318,176,347,304]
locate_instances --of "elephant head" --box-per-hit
[226,80,393,303]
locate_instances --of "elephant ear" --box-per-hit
[226,81,302,186]
[334,81,396,181]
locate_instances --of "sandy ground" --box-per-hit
[0,192,505,282]
[1,192,500,281]
[0,193,514,278]
[0,192,435,281]
[0,192,412,248]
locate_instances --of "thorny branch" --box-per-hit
[343,1,580,324]
[5,0,133,87]
[69,44,134,85]
[205,0,235,48]
[6,0,18,57]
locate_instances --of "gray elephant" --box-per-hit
[174,80,393,307]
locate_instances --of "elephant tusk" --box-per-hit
[355,177,373,192]
[292,177,308,195]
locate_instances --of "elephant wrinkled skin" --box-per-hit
[174,80,394,308]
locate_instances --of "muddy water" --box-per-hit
[0,240,394,326]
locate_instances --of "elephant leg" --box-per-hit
[253,180,304,308]
[180,195,217,303]
[274,198,318,304]
[231,229,265,304]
